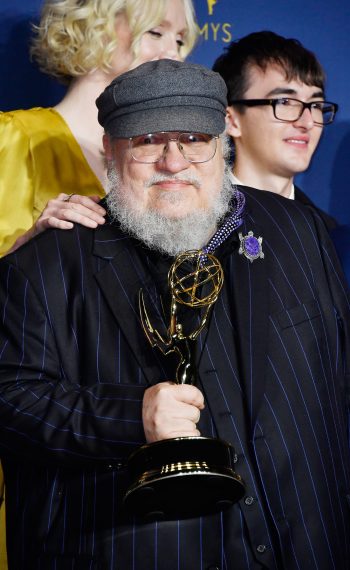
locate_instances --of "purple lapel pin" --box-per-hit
[238,231,264,262]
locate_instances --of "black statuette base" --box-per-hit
[124,436,245,520]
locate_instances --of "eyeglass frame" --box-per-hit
[128,132,219,164]
[229,97,338,125]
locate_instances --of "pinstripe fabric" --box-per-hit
[0,186,349,569]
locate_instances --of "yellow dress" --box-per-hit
[0,107,105,256]
[0,107,105,567]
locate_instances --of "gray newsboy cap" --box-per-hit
[96,59,227,138]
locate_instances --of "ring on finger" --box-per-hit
[64,193,75,202]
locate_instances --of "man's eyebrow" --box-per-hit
[266,87,324,99]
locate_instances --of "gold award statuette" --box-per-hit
[124,250,245,519]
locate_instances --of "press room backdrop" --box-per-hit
[0,0,349,223]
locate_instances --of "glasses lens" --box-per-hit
[178,133,216,162]
[130,134,167,163]
[274,98,336,125]
[274,98,303,121]
[315,102,335,125]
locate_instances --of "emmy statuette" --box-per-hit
[123,250,245,519]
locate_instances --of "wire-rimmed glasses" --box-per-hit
[129,132,219,164]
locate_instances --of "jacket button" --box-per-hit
[244,496,254,506]
[256,544,267,553]
[207,566,220,570]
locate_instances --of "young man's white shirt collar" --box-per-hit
[230,172,295,200]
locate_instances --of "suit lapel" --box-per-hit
[93,224,174,385]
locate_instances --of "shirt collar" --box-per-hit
[231,173,295,200]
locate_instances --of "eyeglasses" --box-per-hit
[229,98,338,125]
[128,132,218,164]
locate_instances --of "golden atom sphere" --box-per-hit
[168,250,224,308]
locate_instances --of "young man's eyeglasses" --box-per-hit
[229,98,338,126]
[129,132,219,164]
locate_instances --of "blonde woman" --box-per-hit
[0,0,197,256]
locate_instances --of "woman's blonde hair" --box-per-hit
[30,0,198,82]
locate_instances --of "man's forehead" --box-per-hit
[245,63,324,98]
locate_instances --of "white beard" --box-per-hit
[105,164,233,257]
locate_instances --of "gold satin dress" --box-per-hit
[0,107,105,256]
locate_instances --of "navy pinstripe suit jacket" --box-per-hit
[0,186,349,570]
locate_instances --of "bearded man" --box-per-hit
[0,59,349,570]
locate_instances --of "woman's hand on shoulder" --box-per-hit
[36,193,106,231]
[7,193,106,253]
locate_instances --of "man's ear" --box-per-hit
[225,106,242,138]
[103,134,113,160]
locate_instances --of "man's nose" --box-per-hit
[293,107,315,129]
[157,141,189,172]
